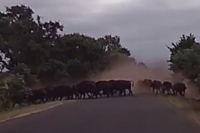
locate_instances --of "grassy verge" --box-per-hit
[167,96,200,125]
[0,101,63,122]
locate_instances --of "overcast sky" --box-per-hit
[1,0,200,65]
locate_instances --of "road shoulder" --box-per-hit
[0,101,63,123]
[166,95,200,126]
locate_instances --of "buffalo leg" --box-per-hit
[182,91,185,96]
[118,90,122,96]
[123,90,126,96]
[129,89,133,95]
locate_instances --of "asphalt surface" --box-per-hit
[0,95,200,133]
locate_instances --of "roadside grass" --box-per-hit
[167,96,200,125]
[0,101,63,122]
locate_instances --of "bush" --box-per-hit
[13,63,37,86]
[7,74,26,95]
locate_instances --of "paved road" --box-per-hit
[0,95,200,133]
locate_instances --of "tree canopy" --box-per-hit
[0,4,131,85]
[167,33,200,89]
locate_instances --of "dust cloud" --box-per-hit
[89,55,199,99]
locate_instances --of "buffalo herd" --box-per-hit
[11,79,187,107]
[138,79,187,96]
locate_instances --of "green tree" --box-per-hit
[138,62,147,68]
[172,46,200,79]
[0,4,131,83]
[13,63,37,86]
[167,34,198,72]
[117,47,131,56]
[0,5,62,72]
[66,59,90,79]
[37,59,68,82]
[168,34,200,94]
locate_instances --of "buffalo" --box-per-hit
[44,86,56,101]
[172,82,187,96]
[8,78,190,109]
[151,80,162,94]
[161,81,172,95]
[29,88,47,104]
[143,79,153,88]
[109,80,134,96]
[95,80,112,97]
[52,85,74,100]
[74,81,99,99]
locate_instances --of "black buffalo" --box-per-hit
[52,85,74,100]
[143,79,153,88]
[150,80,162,94]
[172,82,187,96]
[109,80,134,96]
[161,81,172,95]
[75,81,99,99]
[29,88,47,104]
[95,80,111,97]
[44,86,56,101]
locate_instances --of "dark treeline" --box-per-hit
[0,5,131,111]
